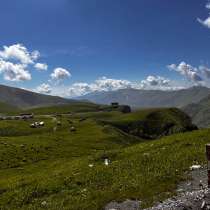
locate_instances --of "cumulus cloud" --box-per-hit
[36,83,51,94]
[140,75,170,88]
[34,63,48,71]
[65,76,174,97]
[0,44,40,64]
[67,77,131,97]
[93,77,131,91]
[197,1,210,28]
[50,67,71,81]
[0,59,31,81]
[0,44,46,82]
[68,83,92,97]
[168,62,203,82]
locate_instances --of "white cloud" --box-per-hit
[199,65,210,78]
[167,62,203,82]
[92,76,131,91]
[31,50,40,61]
[0,44,40,64]
[67,77,131,97]
[0,59,31,81]
[68,83,92,97]
[36,83,51,94]
[140,75,170,87]
[34,63,48,71]
[206,1,210,9]
[50,67,71,81]
[64,76,174,97]
[0,44,44,82]
[197,1,210,28]
[197,17,210,28]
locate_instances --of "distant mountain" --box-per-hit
[0,84,76,109]
[79,86,210,108]
[183,94,210,128]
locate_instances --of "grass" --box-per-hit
[0,108,208,209]
[0,101,20,115]
[24,102,104,115]
[101,108,196,139]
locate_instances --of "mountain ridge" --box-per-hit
[78,86,210,108]
[182,94,210,128]
[0,84,76,109]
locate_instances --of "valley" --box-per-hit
[0,85,210,209]
[0,102,208,210]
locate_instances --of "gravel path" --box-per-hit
[104,167,210,210]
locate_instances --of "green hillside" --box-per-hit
[25,103,130,115]
[0,84,76,108]
[0,101,20,114]
[0,107,203,210]
[101,108,197,139]
[25,102,102,115]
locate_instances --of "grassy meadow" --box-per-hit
[0,107,209,209]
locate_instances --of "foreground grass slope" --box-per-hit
[0,108,206,210]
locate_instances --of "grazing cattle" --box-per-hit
[30,121,45,128]
[30,123,36,128]
[104,158,110,166]
[39,121,44,126]
[57,121,61,126]
[70,126,76,132]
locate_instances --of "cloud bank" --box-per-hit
[65,76,174,98]
[1,44,210,98]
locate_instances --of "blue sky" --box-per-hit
[0,0,210,97]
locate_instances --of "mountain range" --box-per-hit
[183,94,210,128]
[78,86,210,108]
[1,84,210,128]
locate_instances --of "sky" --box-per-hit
[0,0,210,97]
